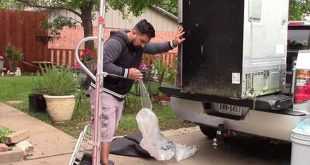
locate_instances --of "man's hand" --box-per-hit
[172,26,186,47]
[128,68,143,81]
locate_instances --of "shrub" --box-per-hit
[33,66,78,96]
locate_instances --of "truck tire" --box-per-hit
[199,124,217,140]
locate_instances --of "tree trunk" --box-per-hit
[81,7,94,49]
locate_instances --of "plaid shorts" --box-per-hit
[89,89,124,143]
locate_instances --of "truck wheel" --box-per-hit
[199,125,217,140]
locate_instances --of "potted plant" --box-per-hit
[29,76,47,113]
[39,66,78,122]
[0,128,12,144]
[80,48,97,71]
[4,45,23,72]
[152,59,173,104]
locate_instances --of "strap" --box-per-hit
[90,82,126,99]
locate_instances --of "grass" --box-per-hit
[117,103,193,135]
[0,75,193,138]
[0,76,52,123]
[0,76,34,101]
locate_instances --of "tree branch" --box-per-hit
[68,17,82,24]
[16,0,82,17]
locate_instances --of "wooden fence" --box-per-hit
[48,49,177,68]
[49,49,81,67]
[0,10,48,72]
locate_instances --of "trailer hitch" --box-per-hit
[212,124,226,149]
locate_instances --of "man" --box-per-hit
[89,19,185,165]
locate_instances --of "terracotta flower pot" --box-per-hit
[43,95,75,123]
[154,95,171,102]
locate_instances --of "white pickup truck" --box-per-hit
[161,0,310,141]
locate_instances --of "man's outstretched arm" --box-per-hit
[143,26,185,54]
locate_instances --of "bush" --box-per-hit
[0,128,12,143]
[5,45,23,71]
[153,59,176,86]
[33,66,78,96]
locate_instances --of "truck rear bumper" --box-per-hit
[170,97,308,141]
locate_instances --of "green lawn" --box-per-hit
[0,76,34,101]
[0,76,193,137]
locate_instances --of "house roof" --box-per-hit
[48,26,177,53]
[150,6,178,22]
[48,6,178,52]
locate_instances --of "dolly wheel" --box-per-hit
[199,124,217,140]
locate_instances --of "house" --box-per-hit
[48,6,179,67]
[48,6,178,32]
[48,6,179,49]
[0,5,179,73]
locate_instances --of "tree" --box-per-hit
[154,0,310,21]
[158,0,177,16]
[2,0,168,49]
[109,0,178,16]
[3,0,308,49]
[160,0,310,21]
[289,0,309,20]
[0,0,23,9]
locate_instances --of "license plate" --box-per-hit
[212,103,249,116]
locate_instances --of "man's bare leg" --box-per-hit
[101,143,110,165]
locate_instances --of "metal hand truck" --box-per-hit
[69,0,107,164]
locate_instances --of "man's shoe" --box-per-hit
[101,160,115,165]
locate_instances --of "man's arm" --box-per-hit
[143,26,185,55]
[143,41,175,54]
[102,39,143,80]
[103,38,129,78]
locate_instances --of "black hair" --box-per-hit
[134,19,156,38]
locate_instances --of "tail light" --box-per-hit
[294,70,310,103]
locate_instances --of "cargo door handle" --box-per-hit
[200,44,205,56]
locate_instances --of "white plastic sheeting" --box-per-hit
[136,81,198,161]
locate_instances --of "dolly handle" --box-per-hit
[74,36,98,81]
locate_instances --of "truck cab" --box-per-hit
[286,21,310,92]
